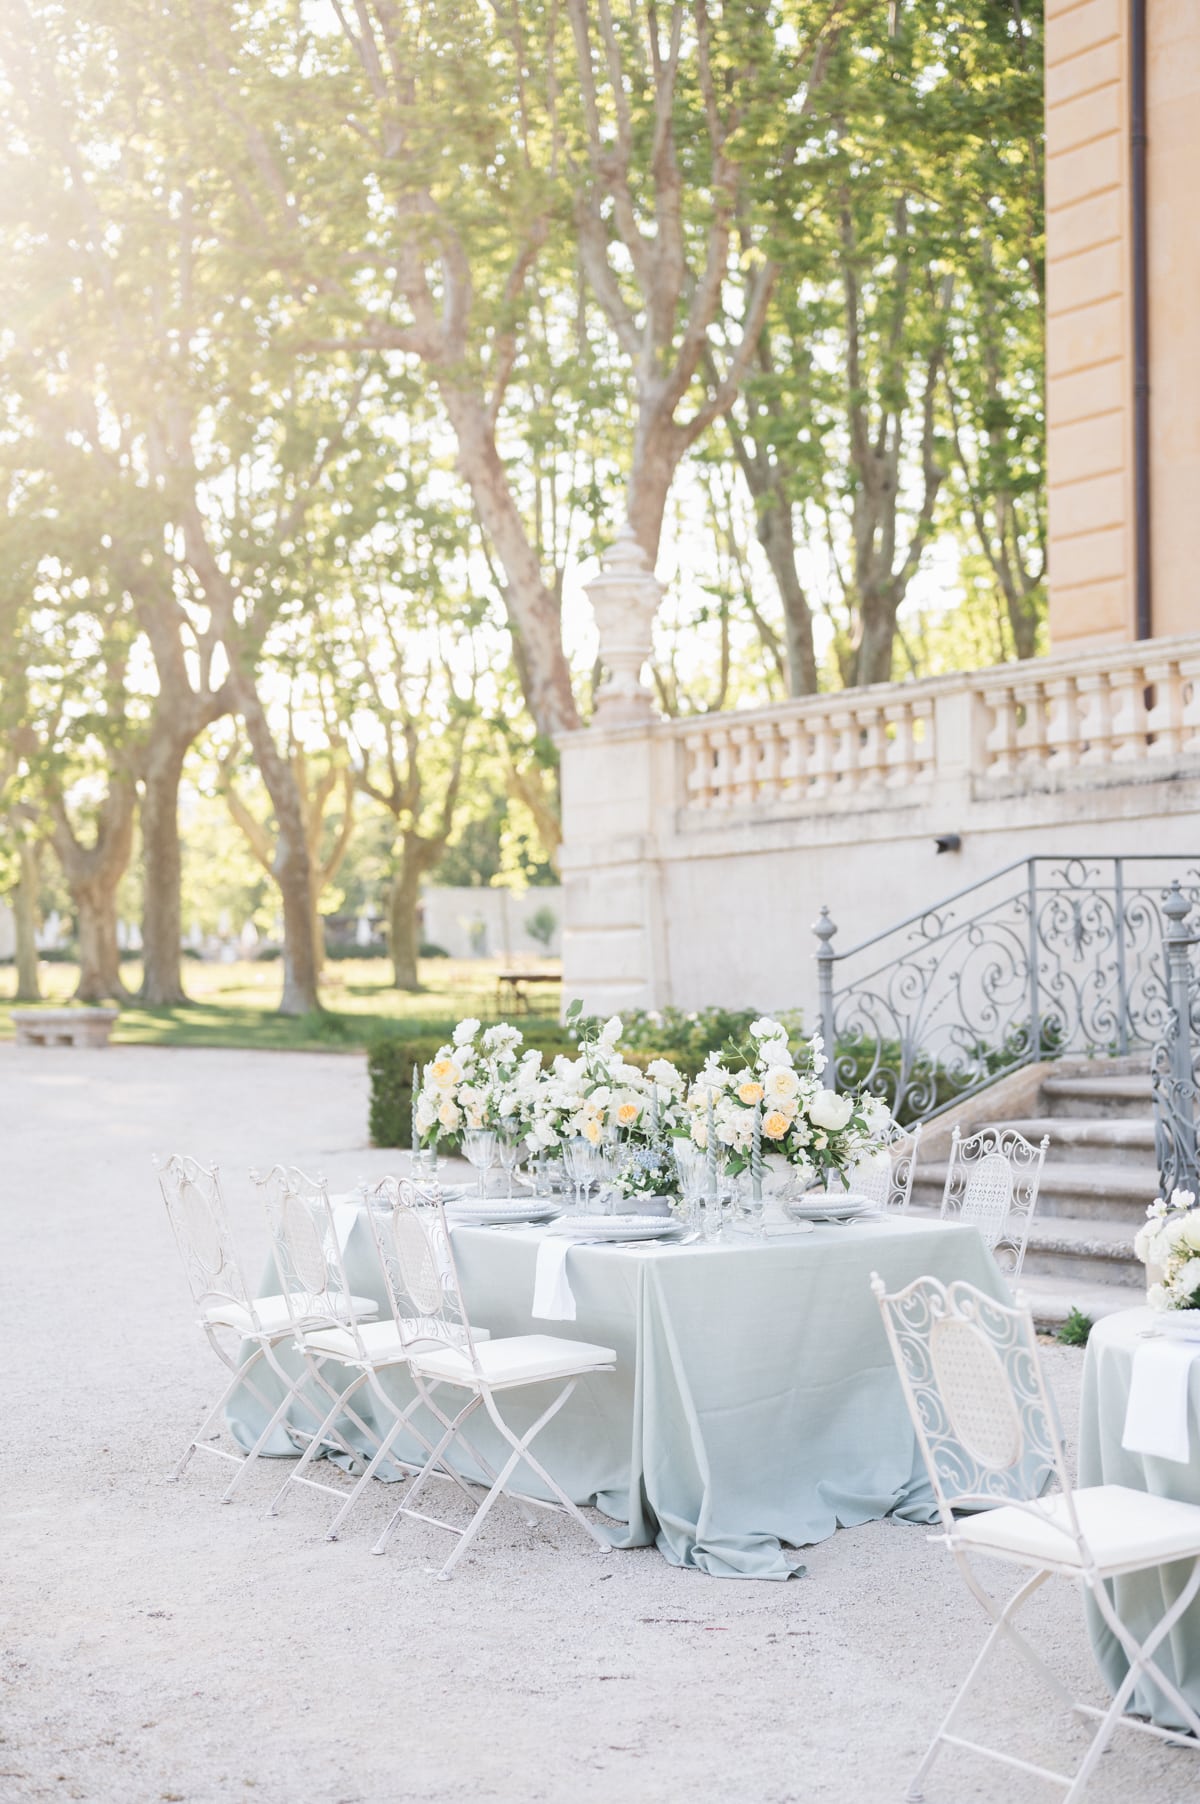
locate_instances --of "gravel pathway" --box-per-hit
[1,1043,1191,1804]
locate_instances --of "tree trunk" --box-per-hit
[627,417,681,567]
[13,840,40,1002]
[389,855,423,992]
[438,383,581,739]
[310,874,326,981]
[74,877,129,1003]
[756,502,819,697]
[139,735,189,1005]
[236,680,320,1016]
[854,597,898,688]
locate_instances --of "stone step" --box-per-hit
[1015,1273,1143,1333]
[997,1114,1157,1170]
[1039,1074,1154,1120]
[911,1158,1160,1226]
[909,1205,1142,1288]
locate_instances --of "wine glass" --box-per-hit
[497,1118,523,1199]
[463,1128,498,1199]
[674,1140,707,1233]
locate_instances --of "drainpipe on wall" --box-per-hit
[1131,0,1152,641]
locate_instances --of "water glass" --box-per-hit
[497,1120,523,1199]
[463,1128,498,1198]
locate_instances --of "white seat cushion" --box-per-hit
[953,1483,1200,1574]
[412,1333,616,1390]
[203,1293,380,1338]
[302,1320,492,1367]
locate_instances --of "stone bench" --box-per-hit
[11,1008,119,1048]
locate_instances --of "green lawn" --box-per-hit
[0,956,564,1052]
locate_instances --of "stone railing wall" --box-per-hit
[675,634,1200,820]
[558,632,1200,1019]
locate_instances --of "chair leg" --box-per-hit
[324,1377,482,1542]
[479,1382,611,1551]
[170,1345,270,1480]
[907,1567,1053,1802]
[371,1395,485,1557]
[268,1369,371,1516]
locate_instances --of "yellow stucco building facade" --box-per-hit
[1047,0,1199,648]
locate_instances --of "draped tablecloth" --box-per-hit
[1079,1306,1200,1725]
[230,1211,1008,1581]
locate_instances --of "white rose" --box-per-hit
[1178,1212,1200,1256]
[808,1090,854,1131]
[750,1017,784,1041]
[764,1066,800,1103]
[600,1016,622,1049]
[437,1099,462,1130]
[453,1019,481,1046]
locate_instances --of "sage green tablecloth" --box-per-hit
[1079,1307,1200,1726]
[230,1212,1008,1581]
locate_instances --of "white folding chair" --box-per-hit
[872,1271,1200,1802]
[832,1118,922,1211]
[369,1178,617,1579]
[254,1164,430,1535]
[157,1152,355,1503]
[938,1125,1049,1279]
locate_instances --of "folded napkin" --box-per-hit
[1122,1336,1200,1464]
[532,1235,577,1322]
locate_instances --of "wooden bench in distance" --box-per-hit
[11,1008,119,1048]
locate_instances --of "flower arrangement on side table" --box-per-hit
[414,1019,539,1153]
[1134,1188,1200,1325]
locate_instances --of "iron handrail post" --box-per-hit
[1026,858,1041,1062]
[814,905,837,1091]
[1159,883,1200,1196]
[1114,855,1130,1056]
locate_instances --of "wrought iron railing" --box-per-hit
[1151,884,1200,1197]
[815,855,1200,1125]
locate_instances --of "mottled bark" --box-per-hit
[50,774,137,1004]
[235,684,320,1017]
[13,839,41,1001]
[388,854,424,992]
[138,733,188,1005]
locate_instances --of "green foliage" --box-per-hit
[1057,1309,1094,1349]
[524,906,558,949]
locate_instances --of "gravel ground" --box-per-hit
[2,1042,1193,1804]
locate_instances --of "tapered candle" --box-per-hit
[705,1087,717,1199]
[411,1063,420,1156]
[751,1102,763,1202]
[650,1082,660,1141]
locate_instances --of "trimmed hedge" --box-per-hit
[367,1031,682,1147]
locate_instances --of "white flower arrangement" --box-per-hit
[1134,1188,1200,1311]
[414,1020,531,1151]
[682,1019,882,1185]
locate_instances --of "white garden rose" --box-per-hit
[1178,1211,1200,1256]
[453,1018,480,1046]
[599,1015,623,1049]
[1133,1219,1165,1265]
[808,1089,855,1131]
[764,1065,801,1103]
[437,1098,462,1130]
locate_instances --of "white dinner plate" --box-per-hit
[786,1191,876,1222]
[545,1214,687,1242]
[448,1200,562,1227]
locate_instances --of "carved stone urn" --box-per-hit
[585,522,662,727]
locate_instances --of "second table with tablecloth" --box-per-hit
[229,1209,1010,1580]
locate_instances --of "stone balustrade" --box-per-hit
[674,634,1200,817]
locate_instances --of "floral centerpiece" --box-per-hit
[1134,1188,1200,1315]
[414,1019,534,1152]
[530,1006,652,1152]
[683,1017,883,1188]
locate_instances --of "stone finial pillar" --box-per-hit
[584,522,662,727]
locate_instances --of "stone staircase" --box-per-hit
[910,1058,1156,1328]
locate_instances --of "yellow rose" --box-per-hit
[763,1110,789,1140]
[738,1082,765,1106]
[430,1057,459,1091]
[582,1118,602,1145]
[617,1102,640,1125]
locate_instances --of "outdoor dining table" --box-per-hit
[230,1206,1010,1581]
[1080,1307,1200,1726]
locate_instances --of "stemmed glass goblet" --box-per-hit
[463,1128,498,1199]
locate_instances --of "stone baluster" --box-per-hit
[807,708,834,800]
[707,725,733,807]
[1106,661,1147,761]
[758,720,785,803]
[1144,657,1183,757]
[1180,652,1200,756]
[855,703,886,789]
[1044,675,1081,768]
[884,700,916,788]
[1012,678,1049,769]
[982,682,1018,775]
[683,732,710,808]
[911,697,936,775]
[829,706,857,793]
[728,724,757,806]
[1074,670,1113,765]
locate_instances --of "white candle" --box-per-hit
[751,1103,763,1202]
[705,1088,717,1199]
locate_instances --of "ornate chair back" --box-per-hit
[871,1273,1084,1553]
[840,1118,923,1211]
[157,1153,255,1329]
[255,1164,366,1349]
[361,1177,479,1364]
[940,1126,1049,1278]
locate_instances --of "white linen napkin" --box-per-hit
[1122,1336,1200,1464]
[532,1236,577,1322]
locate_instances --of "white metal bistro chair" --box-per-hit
[368,1178,617,1579]
[938,1125,1049,1279]
[157,1152,366,1503]
[830,1118,922,1212]
[254,1164,432,1535]
[872,1271,1200,1803]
